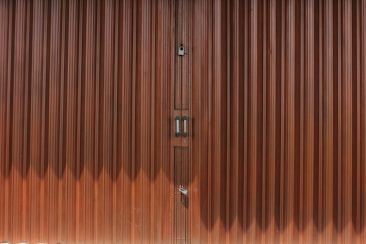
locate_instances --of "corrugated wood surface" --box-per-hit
[1,0,366,243]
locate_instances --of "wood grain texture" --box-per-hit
[1,0,366,243]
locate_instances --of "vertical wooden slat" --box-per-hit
[324,1,334,241]
[297,0,305,240]
[260,0,266,241]
[343,0,353,241]
[29,1,43,242]
[304,0,315,241]
[112,0,119,243]
[93,0,101,243]
[163,0,173,240]
[6,0,14,239]
[273,0,282,242]
[59,1,67,242]
[362,0,366,242]
[5,1,14,240]
[130,0,138,241]
[65,1,78,243]
[248,0,258,241]
[23,0,31,241]
[266,0,276,241]
[154,0,163,242]
[293,0,301,241]
[279,0,285,239]
[118,0,133,242]
[0,0,9,241]
[75,1,85,242]
[139,0,151,241]
[336,0,342,240]
[242,0,249,241]
[324,0,334,242]
[12,0,27,241]
[354,0,361,241]
[39,0,50,240]
[313,0,322,240]
[195,0,209,242]
[191,0,204,242]
[317,0,324,240]
[212,0,227,242]
[228,0,239,242]
[102,0,113,243]
[149,0,157,241]
[83,0,96,242]
[47,1,62,242]
[284,0,295,241]
[0,0,5,237]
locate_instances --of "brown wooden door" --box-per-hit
[3,0,366,243]
[172,0,192,242]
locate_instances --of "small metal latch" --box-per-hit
[178,44,185,56]
[179,185,188,195]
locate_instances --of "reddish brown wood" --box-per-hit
[1,0,366,243]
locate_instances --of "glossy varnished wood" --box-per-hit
[1,0,366,243]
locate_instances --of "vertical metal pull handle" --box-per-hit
[183,116,188,137]
[175,116,181,137]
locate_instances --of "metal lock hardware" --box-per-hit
[179,185,188,195]
[178,44,185,56]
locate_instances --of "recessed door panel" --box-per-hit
[172,0,192,242]
[174,147,189,243]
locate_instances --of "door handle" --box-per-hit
[179,185,188,195]
[175,116,181,137]
[182,116,188,137]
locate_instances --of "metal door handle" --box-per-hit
[179,185,188,195]
[182,116,188,137]
[175,116,181,137]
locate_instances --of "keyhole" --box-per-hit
[178,44,185,56]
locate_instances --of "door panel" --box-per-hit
[174,147,189,243]
[173,0,191,242]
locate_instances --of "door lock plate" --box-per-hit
[178,44,185,56]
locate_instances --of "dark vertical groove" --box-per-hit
[78,0,86,242]
[43,0,51,194]
[130,0,138,241]
[63,3,69,156]
[62,1,69,239]
[313,0,320,234]
[362,0,366,236]
[256,0,263,235]
[351,0,359,233]
[26,0,33,180]
[8,0,15,196]
[332,0,339,232]
[274,0,282,235]
[6,1,15,241]
[24,0,33,241]
[293,0,301,232]
[0,0,8,240]
[112,0,119,242]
